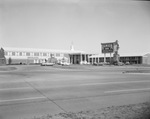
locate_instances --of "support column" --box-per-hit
[110,53,111,64]
[69,55,71,64]
[80,53,82,64]
[98,57,99,63]
[74,55,76,64]
[72,55,74,64]
[104,53,106,63]
[71,55,73,64]
[70,55,72,64]
[70,55,71,64]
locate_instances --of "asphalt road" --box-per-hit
[0,65,150,119]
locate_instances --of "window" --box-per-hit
[12,52,15,56]
[19,52,22,56]
[34,52,39,56]
[56,53,60,57]
[26,52,30,56]
[43,53,47,56]
[5,51,8,56]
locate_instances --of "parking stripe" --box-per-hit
[0,87,31,91]
[105,88,150,93]
[0,97,46,103]
[79,80,150,86]
[1,80,150,91]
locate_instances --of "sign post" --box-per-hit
[110,53,111,64]
[101,42,114,63]
[101,40,119,64]
[104,53,106,63]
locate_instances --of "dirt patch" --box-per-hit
[53,65,91,69]
[123,69,150,74]
[0,66,17,71]
[29,102,150,119]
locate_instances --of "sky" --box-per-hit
[0,0,150,54]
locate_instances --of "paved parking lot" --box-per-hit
[0,65,150,119]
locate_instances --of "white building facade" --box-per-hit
[3,47,92,65]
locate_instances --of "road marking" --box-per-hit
[129,73,150,75]
[1,80,150,91]
[0,80,150,92]
[0,87,31,91]
[105,88,150,93]
[40,80,150,88]
[0,97,46,103]
[0,81,25,84]
[79,80,150,86]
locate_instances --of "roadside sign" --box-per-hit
[101,42,114,53]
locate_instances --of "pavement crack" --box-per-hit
[22,78,68,113]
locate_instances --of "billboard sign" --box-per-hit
[101,42,114,53]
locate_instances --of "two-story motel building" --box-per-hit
[1,46,150,65]
[3,47,92,65]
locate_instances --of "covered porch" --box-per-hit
[69,53,91,64]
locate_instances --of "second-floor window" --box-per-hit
[56,53,60,57]
[26,52,30,56]
[34,52,39,56]
[19,52,22,56]
[5,51,8,56]
[12,52,15,56]
[43,53,47,56]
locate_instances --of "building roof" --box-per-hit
[3,47,85,54]
[89,52,149,58]
[143,53,150,57]
[120,53,145,57]
[89,54,109,58]
[3,47,149,56]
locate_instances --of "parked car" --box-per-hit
[80,61,88,65]
[61,62,70,66]
[113,61,124,66]
[93,62,98,66]
[93,62,104,66]
[117,62,124,66]
[125,62,130,65]
[98,62,105,66]
[41,62,54,66]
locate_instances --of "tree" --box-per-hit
[0,48,6,65]
[8,57,12,65]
